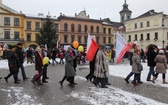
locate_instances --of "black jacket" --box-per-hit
[15,47,24,64]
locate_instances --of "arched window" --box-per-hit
[71,24,75,32]
[84,25,87,33]
[91,26,94,33]
[64,23,68,31]
[78,24,81,32]
[96,26,99,33]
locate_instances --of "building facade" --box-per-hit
[125,10,168,50]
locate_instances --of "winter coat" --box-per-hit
[132,53,143,74]
[15,47,24,64]
[94,50,109,78]
[154,54,167,74]
[146,50,156,67]
[7,51,20,73]
[64,51,78,76]
[35,51,43,71]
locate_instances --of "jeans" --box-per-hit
[133,73,140,83]
[125,72,134,80]
[52,59,58,65]
[147,66,155,81]
[20,64,27,79]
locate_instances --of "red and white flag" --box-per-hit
[116,32,131,64]
[86,33,99,61]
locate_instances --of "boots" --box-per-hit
[163,79,168,84]
[152,76,156,83]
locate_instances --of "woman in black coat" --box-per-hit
[4,45,20,84]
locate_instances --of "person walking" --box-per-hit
[59,47,78,87]
[131,49,143,86]
[31,46,44,85]
[15,43,29,80]
[51,48,58,65]
[26,47,33,64]
[152,50,168,84]
[146,46,157,81]
[4,45,20,84]
[93,44,109,88]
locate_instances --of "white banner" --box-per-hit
[116,32,130,63]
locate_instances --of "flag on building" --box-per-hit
[116,32,131,64]
[86,33,99,61]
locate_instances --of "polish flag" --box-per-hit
[86,33,99,61]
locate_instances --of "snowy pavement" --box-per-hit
[0,59,168,105]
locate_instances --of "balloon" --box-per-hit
[73,41,79,49]
[43,57,49,65]
[78,45,84,52]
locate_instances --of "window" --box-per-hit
[103,28,106,34]
[127,16,130,20]
[54,24,59,31]
[135,23,137,29]
[96,26,99,33]
[64,35,68,43]
[26,21,31,30]
[84,36,87,43]
[140,34,143,40]
[147,33,150,40]
[103,37,106,43]
[71,24,75,32]
[14,18,20,26]
[84,25,87,33]
[27,33,31,41]
[35,34,40,41]
[155,32,158,40]
[96,36,99,43]
[121,16,124,23]
[14,32,20,39]
[78,24,81,32]
[140,22,143,28]
[108,37,111,43]
[108,28,111,34]
[64,23,68,31]
[4,31,10,39]
[91,26,94,33]
[135,34,137,40]
[128,35,131,41]
[78,36,81,43]
[35,22,40,30]
[71,35,75,43]
[4,17,10,25]
[147,21,150,27]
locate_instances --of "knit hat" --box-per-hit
[159,50,164,54]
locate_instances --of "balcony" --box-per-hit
[0,38,24,42]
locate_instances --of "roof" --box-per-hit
[102,18,124,28]
[58,15,102,23]
[119,2,132,13]
[1,4,21,14]
[126,10,167,21]
[25,14,58,20]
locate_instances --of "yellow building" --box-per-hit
[125,10,168,50]
[0,0,24,45]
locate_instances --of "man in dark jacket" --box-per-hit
[146,46,157,81]
[15,43,28,80]
[4,45,20,84]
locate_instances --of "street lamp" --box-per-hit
[162,40,165,49]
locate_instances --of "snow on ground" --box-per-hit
[1,87,42,105]
[0,60,33,69]
[71,76,167,105]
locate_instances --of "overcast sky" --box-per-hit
[3,0,168,22]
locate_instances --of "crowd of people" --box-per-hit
[1,42,168,89]
[124,44,168,86]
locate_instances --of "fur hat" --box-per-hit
[159,50,164,54]
[35,46,41,51]
[17,43,23,46]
